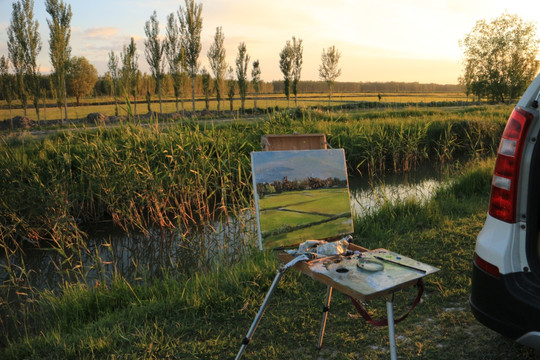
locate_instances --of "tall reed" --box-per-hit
[0,106,510,253]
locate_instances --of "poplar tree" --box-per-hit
[144,10,165,114]
[7,2,26,116]
[0,56,14,128]
[319,46,341,107]
[108,51,120,115]
[251,60,261,113]
[178,0,203,112]
[292,37,303,106]
[165,12,184,114]
[201,67,211,110]
[24,0,41,122]
[8,0,41,118]
[226,66,236,112]
[279,41,293,108]
[46,0,72,124]
[121,38,139,118]
[235,42,250,113]
[207,26,227,113]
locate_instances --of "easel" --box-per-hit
[235,244,431,360]
[236,135,438,360]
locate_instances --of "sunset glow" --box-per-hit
[1,0,539,84]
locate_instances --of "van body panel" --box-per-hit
[471,73,540,350]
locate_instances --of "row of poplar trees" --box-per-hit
[2,0,345,123]
[111,0,344,116]
[107,0,264,117]
[2,0,71,124]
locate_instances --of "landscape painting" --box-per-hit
[251,149,353,250]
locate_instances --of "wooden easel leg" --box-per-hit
[386,298,398,360]
[317,286,333,349]
[235,268,285,360]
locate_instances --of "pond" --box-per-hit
[349,165,448,217]
[0,216,256,291]
[0,163,450,291]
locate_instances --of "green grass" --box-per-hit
[286,188,351,214]
[259,188,350,214]
[0,104,521,358]
[2,157,538,359]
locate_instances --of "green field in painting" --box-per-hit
[259,210,327,234]
[285,188,351,214]
[258,188,350,212]
[263,217,353,249]
[257,187,353,249]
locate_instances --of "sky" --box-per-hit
[1,0,540,84]
[252,149,347,183]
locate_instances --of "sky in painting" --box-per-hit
[0,0,539,84]
[252,149,347,184]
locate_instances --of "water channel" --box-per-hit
[0,164,451,291]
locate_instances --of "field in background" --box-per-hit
[0,92,469,122]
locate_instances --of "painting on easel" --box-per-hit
[251,149,353,250]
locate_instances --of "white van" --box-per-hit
[471,73,540,350]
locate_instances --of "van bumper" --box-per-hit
[470,261,540,345]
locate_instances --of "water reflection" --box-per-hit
[0,166,449,292]
[350,179,442,216]
[0,215,258,291]
[349,165,447,217]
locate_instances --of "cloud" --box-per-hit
[38,65,52,73]
[82,27,120,40]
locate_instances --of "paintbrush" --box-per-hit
[373,256,427,274]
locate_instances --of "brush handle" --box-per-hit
[373,256,427,273]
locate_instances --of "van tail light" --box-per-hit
[474,253,500,279]
[489,107,534,223]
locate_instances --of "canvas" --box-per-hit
[251,149,354,250]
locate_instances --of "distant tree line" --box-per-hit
[0,71,276,103]
[256,176,347,198]
[273,81,463,94]
[0,71,465,107]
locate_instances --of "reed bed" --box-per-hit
[0,105,510,253]
[0,120,258,249]
[307,105,509,174]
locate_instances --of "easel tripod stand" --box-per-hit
[234,257,402,360]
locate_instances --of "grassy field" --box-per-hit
[263,217,353,250]
[0,92,470,122]
[2,158,539,359]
